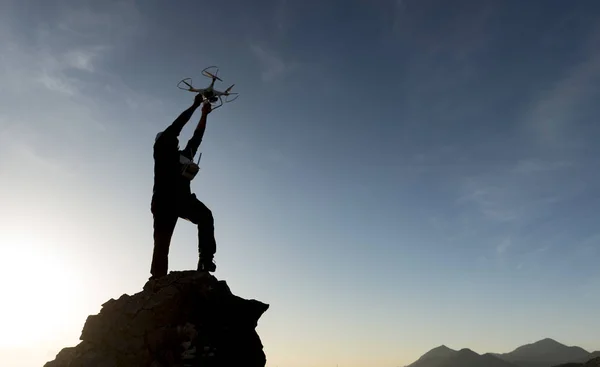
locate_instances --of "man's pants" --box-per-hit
[150,193,216,278]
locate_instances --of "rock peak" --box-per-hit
[45,270,269,367]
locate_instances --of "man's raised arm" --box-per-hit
[182,101,212,159]
[161,94,204,139]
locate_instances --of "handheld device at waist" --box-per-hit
[180,153,200,180]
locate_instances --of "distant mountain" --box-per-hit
[445,349,520,367]
[408,345,456,367]
[585,357,600,367]
[407,347,518,367]
[408,339,598,367]
[553,356,600,367]
[495,338,591,367]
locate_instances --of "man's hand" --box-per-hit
[202,101,212,115]
[193,93,204,107]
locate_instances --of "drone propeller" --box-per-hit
[225,93,239,103]
[177,78,196,91]
[224,84,235,94]
[201,66,222,81]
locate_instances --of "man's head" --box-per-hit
[155,131,180,150]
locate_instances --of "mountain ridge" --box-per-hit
[407,346,519,367]
[408,339,598,367]
[553,357,600,367]
[497,338,592,367]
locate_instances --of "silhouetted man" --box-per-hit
[150,94,216,280]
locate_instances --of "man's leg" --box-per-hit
[150,210,178,279]
[179,194,217,272]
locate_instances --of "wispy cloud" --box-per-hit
[515,245,552,271]
[274,0,289,39]
[63,46,106,72]
[2,16,107,97]
[52,0,143,43]
[496,237,512,255]
[458,181,521,223]
[27,45,109,96]
[457,154,580,225]
[571,234,600,261]
[0,0,165,128]
[522,25,600,149]
[390,0,496,59]
[265,148,294,170]
[250,43,298,82]
[581,276,600,299]
[36,72,79,96]
[244,0,300,83]
[0,0,164,160]
[512,158,574,175]
[0,128,72,176]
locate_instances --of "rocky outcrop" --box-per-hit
[45,271,269,367]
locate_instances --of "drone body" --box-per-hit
[178,66,238,109]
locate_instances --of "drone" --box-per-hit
[177,66,239,109]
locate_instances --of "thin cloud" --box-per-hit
[572,234,600,260]
[265,148,294,170]
[457,182,520,223]
[390,0,497,59]
[0,134,69,175]
[496,237,512,255]
[36,71,78,95]
[274,0,289,39]
[53,0,143,43]
[459,180,559,224]
[457,153,579,225]
[33,46,107,95]
[581,276,600,299]
[512,158,574,175]
[63,47,107,72]
[512,244,553,272]
[0,0,156,138]
[1,8,119,96]
[522,25,600,148]
[250,43,298,82]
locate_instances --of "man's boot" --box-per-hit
[197,256,216,272]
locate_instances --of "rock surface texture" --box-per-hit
[45,271,269,367]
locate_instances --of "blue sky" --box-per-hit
[1,0,600,366]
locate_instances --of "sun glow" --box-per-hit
[0,233,82,348]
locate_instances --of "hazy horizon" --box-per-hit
[1,1,600,366]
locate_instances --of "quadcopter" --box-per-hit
[177,66,239,109]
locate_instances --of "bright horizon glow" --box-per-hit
[0,234,82,348]
[1,1,600,366]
